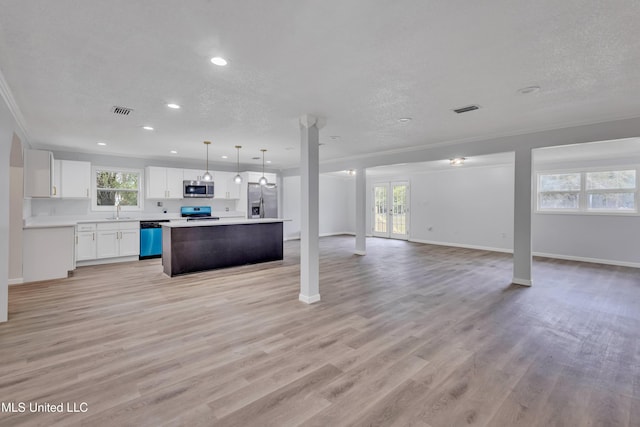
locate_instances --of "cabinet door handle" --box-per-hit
[53,186,57,196]
[86,189,89,197]
[93,233,95,241]
[76,235,78,244]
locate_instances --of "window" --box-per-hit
[586,170,635,211]
[537,168,638,214]
[538,173,581,210]
[92,167,142,211]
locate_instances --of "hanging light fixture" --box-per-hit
[234,145,243,184]
[202,141,212,181]
[259,149,268,185]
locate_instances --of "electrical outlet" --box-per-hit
[157,201,163,207]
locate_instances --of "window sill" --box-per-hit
[535,210,639,217]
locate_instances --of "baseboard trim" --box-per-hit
[512,278,533,287]
[8,278,24,286]
[299,293,321,304]
[320,232,355,238]
[532,252,640,269]
[285,232,356,242]
[76,256,140,267]
[409,238,513,254]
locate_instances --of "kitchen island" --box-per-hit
[161,218,285,277]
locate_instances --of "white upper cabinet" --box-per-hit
[225,173,241,199]
[183,169,204,182]
[25,152,91,199]
[214,171,229,199]
[165,168,184,199]
[52,159,62,198]
[24,149,54,198]
[145,166,183,199]
[60,160,91,198]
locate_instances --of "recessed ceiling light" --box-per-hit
[252,156,261,160]
[142,126,154,131]
[450,157,466,166]
[97,142,107,146]
[518,85,541,95]
[266,160,272,164]
[398,117,412,123]
[210,57,228,66]
[330,136,340,140]
[221,155,228,159]
[346,170,357,176]
[167,103,181,109]
[170,150,178,154]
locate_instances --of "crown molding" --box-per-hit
[0,66,30,143]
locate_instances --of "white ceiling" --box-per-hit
[1,1,640,170]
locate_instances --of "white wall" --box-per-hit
[367,163,515,252]
[0,95,28,322]
[407,164,515,251]
[532,155,640,266]
[282,174,355,240]
[9,134,23,283]
[364,151,640,268]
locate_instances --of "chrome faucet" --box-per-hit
[115,202,121,220]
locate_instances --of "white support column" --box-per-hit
[355,167,366,255]
[513,147,533,286]
[299,115,325,304]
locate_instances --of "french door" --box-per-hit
[373,182,410,239]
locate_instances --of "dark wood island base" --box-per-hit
[162,220,284,277]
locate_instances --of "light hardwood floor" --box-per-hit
[1,236,639,426]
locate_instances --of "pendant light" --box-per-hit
[202,141,212,181]
[234,145,243,184]
[259,149,268,185]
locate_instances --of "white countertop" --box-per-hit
[23,212,247,229]
[163,218,289,228]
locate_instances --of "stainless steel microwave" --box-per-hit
[183,180,214,198]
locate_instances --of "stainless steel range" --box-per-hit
[180,206,220,221]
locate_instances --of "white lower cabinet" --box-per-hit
[24,226,75,282]
[119,228,140,256]
[76,221,139,262]
[96,222,140,259]
[97,230,119,258]
[75,223,97,261]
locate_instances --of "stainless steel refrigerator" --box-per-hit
[247,183,278,218]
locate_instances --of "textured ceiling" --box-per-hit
[1,0,639,170]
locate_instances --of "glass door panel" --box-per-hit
[391,183,408,239]
[373,184,388,237]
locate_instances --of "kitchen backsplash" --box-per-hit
[30,198,238,218]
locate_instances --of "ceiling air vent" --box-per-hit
[453,104,480,114]
[111,106,134,116]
